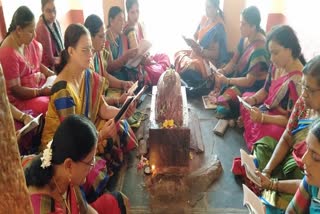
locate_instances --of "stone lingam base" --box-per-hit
[144,157,222,213]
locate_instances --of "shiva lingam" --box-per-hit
[145,68,222,211]
[149,68,190,175]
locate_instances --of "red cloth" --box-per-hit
[90,193,121,214]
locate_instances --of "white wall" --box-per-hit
[139,0,208,59]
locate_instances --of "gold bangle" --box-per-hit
[34,89,39,97]
[19,113,25,121]
[227,78,231,85]
[261,113,265,123]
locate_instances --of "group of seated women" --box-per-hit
[2,0,320,213]
[187,2,320,214]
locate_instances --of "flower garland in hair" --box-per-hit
[40,140,53,169]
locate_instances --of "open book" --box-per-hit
[237,96,253,110]
[243,184,266,214]
[16,113,42,138]
[240,149,261,187]
[42,75,56,88]
[126,40,152,68]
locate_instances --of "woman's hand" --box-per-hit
[125,48,138,60]
[23,114,34,125]
[215,72,228,85]
[255,170,271,190]
[122,81,134,92]
[39,86,52,96]
[249,107,262,123]
[125,98,137,118]
[192,43,202,56]
[118,92,129,105]
[243,96,255,106]
[100,119,117,140]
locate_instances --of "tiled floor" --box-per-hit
[117,94,249,213]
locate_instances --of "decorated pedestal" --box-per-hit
[149,87,190,174]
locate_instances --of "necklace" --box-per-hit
[53,177,71,214]
[109,30,119,48]
[11,34,35,70]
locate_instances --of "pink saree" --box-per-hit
[0,39,49,115]
[241,68,301,151]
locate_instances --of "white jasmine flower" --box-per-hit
[40,140,53,169]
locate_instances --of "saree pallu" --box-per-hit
[31,185,88,214]
[30,185,124,214]
[241,70,302,151]
[82,70,137,159]
[174,16,228,78]
[105,31,140,82]
[253,119,312,210]
[124,23,171,85]
[215,38,269,118]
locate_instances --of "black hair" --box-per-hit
[41,0,54,10]
[208,0,224,20]
[25,115,98,187]
[242,6,264,35]
[5,6,34,38]
[267,25,306,65]
[108,6,123,28]
[302,55,320,87]
[84,14,103,37]
[126,0,139,12]
[310,119,320,142]
[55,23,90,74]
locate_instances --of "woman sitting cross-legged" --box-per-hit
[25,114,129,214]
[209,6,269,119]
[124,0,171,85]
[240,25,305,151]
[105,6,140,82]
[0,6,55,116]
[174,0,228,95]
[84,14,134,106]
[41,24,137,175]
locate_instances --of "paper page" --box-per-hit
[243,184,266,214]
[126,40,152,68]
[237,96,253,110]
[240,149,261,187]
[42,75,56,88]
[16,113,42,137]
